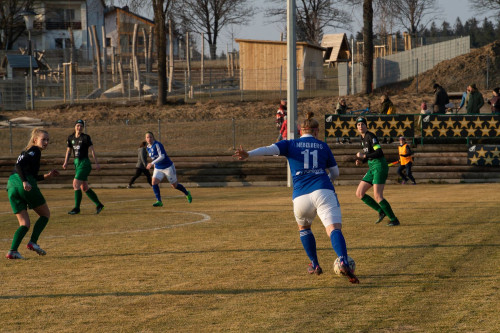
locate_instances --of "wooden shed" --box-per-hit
[321,33,351,65]
[1,54,39,79]
[235,39,325,91]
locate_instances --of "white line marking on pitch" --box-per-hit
[0,198,211,241]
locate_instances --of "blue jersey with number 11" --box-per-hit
[275,135,336,199]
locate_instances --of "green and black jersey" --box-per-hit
[67,133,93,159]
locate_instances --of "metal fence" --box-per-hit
[0,118,280,158]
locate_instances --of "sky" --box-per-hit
[223,0,487,51]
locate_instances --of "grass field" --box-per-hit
[0,184,499,332]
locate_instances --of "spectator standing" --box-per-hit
[432,83,450,113]
[276,99,287,141]
[395,137,416,185]
[379,94,394,114]
[466,84,484,114]
[127,141,152,188]
[335,97,349,115]
[487,87,500,114]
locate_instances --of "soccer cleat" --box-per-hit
[375,212,386,224]
[96,204,105,215]
[6,251,24,260]
[307,263,323,275]
[27,242,46,256]
[126,185,132,188]
[339,263,360,284]
[186,191,192,203]
[401,180,406,185]
[153,201,163,207]
[387,219,400,227]
[68,208,80,215]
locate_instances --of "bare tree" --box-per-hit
[267,0,351,45]
[151,0,175,105]
[0,0,34,50]
[178,0,254,60]
[469,0,500,13]
[391,0,440,35]
[363,0,374,94]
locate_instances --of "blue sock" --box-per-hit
[152,184,161,201]
[176,183,189,195]
[330,229,348,264]
[300,229,319,268]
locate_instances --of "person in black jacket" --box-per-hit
[432,83,450,113]
[127,141,152,188]
[5,128,59,259]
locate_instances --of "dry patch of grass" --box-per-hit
[0,184,499,332]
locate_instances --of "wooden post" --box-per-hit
[168,20,174,92]
[186,32,191,88]
[226,44,230,76]
[142,27,148,72]
[88,26,96,88]
[63,64,67,103]
[91,25,101,89]
[111,47,116,83]
[102,26,107,91]
[118,61,125,95]
[148,26,153,73]
[201,33,204,85]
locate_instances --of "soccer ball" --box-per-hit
[333,256,356,276]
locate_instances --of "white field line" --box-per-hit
[0,198,211,241]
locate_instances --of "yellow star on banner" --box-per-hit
[458,117,470,129]
[484,155,495,165]
[491,147,500,158]
[424,127,435,137]
[340,127,351,137]
[381,126,393,137]
[374,117,386,129]
[476,147,487,158]
[402,117,413,128]
[437,126,449,137]
[486,117,499,129]
[444,117,456,129]
[388,118,399,129]
[469,155,480,165]
[473,117,484,129]
[430,118,442,129]
[346,118,357,129]
[327,126,337,137]
[466,126,477,137]
[451,126,463,137]
[395,125,406,136]
[480,126,491,137]
[333,118,343,129]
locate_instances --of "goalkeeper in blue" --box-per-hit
[233,112,359,284]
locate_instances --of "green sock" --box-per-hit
[30,216,49,244]
[379,199,397,221]
[11,226,29,251]
[74,189,82,208]
[85,188,101,206]
[361,194,383,213]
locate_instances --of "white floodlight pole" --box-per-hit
[286,0,297,187]
[21,10,36,111]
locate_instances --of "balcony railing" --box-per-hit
[44,21,82,30]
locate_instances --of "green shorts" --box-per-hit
[7,174,46,214]
[74,158,92,181]
[362,157,389,185]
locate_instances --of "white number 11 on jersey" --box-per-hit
[301,149,318,169]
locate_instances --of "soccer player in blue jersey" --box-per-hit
[145,131,192,206]
[233,112,359,284]
[354,116,400,226]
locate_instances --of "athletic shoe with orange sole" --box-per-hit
[307,263,323,275]
[6,251,24,259]
[27,242,46,256]
[339,263,360,284]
